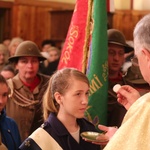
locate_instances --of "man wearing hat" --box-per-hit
[107,29,133,127]
[6,41,50,141]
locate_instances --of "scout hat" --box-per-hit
[108,29,134,53]
[8,40,46,62]
[124,57,147,84]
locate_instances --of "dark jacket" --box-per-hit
[19,113,100,150]
[0,109,21,150]
[39,59,59,76]
[108,74,127,127]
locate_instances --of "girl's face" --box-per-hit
[0,83,9,112]
[56,78,89,119]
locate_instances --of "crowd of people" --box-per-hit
[0,13,150,150]
[0,39,61,149]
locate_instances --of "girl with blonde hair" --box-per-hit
[19,68,100,150]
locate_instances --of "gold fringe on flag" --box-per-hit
[82,0,93,74]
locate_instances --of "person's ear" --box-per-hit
[54,92,63,105]
[142,49,150,62]
[141,49,150,70]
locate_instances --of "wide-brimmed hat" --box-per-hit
[8,41,46,62]
[108,29,134,53]
[124,57,147,84]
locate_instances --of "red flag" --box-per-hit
[58,0,90,72]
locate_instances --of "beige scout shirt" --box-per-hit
[6,73,50,141]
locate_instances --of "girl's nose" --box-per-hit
[81,97,88,105]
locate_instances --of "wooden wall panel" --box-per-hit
[0,1,12,41]
[2,0,150,48]
[0,1,13,8]
[49,10,73,40]
[112,10,134,40]
[10,0,74,47]
[112,10,150,41]
[34,7,51,47]
[12,5,35,39]
[11,5,51,47]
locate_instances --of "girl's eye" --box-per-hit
[76,93,80,96]
[86,91,89,96]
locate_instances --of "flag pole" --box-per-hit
[82,0,93,74]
